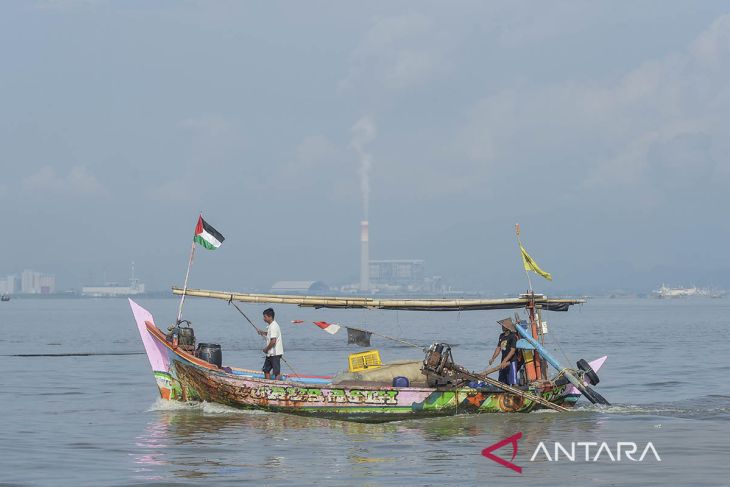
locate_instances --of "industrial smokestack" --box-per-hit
[351,116,376,220]
[352,116,375,293]
[360,220,369,292]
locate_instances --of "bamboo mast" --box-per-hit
[176,227,198,324]
[515,223,533,293]
[515,223,544,380]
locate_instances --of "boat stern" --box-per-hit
[562,355,608,405]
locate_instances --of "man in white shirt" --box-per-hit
[258,307,284,380]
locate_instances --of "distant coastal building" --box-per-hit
[341,259,450,294]
[351,223,450,294]
[39,275,55,294]
[369,260,425,287]
[20,270,55,294]
[0,275,18,295]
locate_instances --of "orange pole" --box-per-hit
[528,296,544,380]
[524,351,538,382]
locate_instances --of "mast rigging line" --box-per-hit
[323,323,425,350]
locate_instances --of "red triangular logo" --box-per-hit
[481,432,523,473]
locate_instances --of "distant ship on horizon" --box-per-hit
[81,262,145,297]
[653,284,709,298]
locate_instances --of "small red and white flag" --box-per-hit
[313,321,341,335]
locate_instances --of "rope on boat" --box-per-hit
[227,297,302,379]
[541,308,574,367]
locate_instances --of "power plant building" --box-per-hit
[369,260,425,287]
[355,222,448,294]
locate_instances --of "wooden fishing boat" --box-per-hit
[130,289,608,423]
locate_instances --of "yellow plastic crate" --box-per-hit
[348,350,382,372]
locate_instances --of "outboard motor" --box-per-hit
[166,320,196,352]
[422,343,456,387]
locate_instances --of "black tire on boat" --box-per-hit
[576,359,600,385]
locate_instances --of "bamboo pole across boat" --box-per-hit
[172,287,584,312]
[458,366,569,413]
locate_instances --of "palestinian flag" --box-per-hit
[194,216,225,250]
[313,321,341,335]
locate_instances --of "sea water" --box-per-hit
[1,297,729,486]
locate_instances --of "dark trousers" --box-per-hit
[498,361,519,385]
[262,355,282,377]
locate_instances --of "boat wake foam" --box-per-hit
[147,399,267,416]
[531,408,561,414]
[574,401,730,417]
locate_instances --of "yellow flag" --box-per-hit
[520,243,553,281]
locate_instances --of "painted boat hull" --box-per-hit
[130,299,585,422]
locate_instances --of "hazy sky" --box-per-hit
[2,1,729,294]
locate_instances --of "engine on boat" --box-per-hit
[422,343,460,387]
[165,320,224,368]
[166,320,196,352]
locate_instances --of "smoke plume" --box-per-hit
[350,116,377,219]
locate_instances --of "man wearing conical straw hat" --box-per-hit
[488,318,519,385]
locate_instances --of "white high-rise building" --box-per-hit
[21,270,55,294]
[7,275,17,294]
[0,275,16,295]
[22,270,40,293]
[39,275,56,294]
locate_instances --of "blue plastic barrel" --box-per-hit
[392,376,410,387]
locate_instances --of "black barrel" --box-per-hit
[196,343,222,367]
